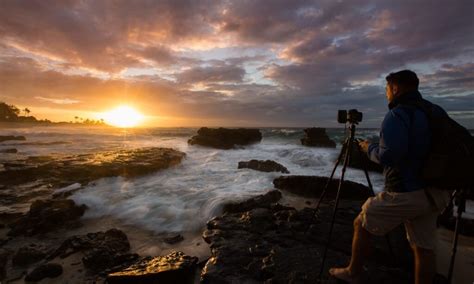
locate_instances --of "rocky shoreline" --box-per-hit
[0,129,471,283]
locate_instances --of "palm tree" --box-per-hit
[24,108,31,117]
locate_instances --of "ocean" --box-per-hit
[1,126,472,234]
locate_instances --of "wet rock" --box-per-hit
[0,148,17,153]
[222,190,282,214]
[273,175,372,200]
[107,251,198,284]
[301,128,336,148]
[238,159,290,173]
[12,245,47,267]
[163,234,184,244]
[188,127,262,149]
[50,229,137,272]
[0,136,25,143]
[0,249,10,280]
[8,199,87,236]
[24,263,63,282]
[201,192,413,283]
[0,147,185,187]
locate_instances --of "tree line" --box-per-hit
[0,102,105,125]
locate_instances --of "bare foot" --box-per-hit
[329,267,358,283]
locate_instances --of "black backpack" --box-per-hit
[405,100,474,190]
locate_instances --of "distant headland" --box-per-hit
[0,102,106,126]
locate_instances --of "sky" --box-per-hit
[0,0,473,128]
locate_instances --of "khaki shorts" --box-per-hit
[359,188,451,250]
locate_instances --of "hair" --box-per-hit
[385,70,419,90]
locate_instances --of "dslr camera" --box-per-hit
[338,109,363,124]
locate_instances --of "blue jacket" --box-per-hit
[367,91,446,192]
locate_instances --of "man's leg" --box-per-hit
[412,245,436,284]
[329,215,371,282]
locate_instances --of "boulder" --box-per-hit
[0,147,185,187]
[24,263,63,282]
[12,245,47,267]
[50,229,137,272]
[0,136,25,143]
[0,148,17,153]
[300,128,336,148]
[163,234,184,244]
[273,175,372,200]
[238,160,290,174]
[222,190,282,214]
[0,249,9,280]
[8,199,87,236]
[188,128,262,149]
[201,192,413,283]
[107,251,198,284]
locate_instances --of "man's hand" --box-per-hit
[358,140,370,153]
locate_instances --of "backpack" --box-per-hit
[404,100,474,190]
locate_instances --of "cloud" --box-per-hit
[35,96,80,105]
[0,0,473,127]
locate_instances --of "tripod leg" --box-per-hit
[448,190,464,284]
[314,139,348,211]
[319,131,355,278]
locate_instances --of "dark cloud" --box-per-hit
[0,0,473,127]
[177,65,246,85]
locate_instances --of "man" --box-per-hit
[329,70,450,284]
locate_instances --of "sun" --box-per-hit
[102,105,144,128]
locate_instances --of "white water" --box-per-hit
[0,126,394,234]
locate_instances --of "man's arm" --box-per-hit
[366,110,410,166]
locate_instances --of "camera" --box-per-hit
[337,109,363,124]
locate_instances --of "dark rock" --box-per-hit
[107,251,198,284]
[12,245,47,267]
[50,229,137,272]
[0,147,185,187]
[0,249,10,280]
[273,175,372,200]
[0,148,17,153]
[201,192,413,283]
[238,159,290,173]
[163,234,184,244]
[24,263,63,282]
[0,136,25,143]
[8,199,87,236]
[301,128,336,148]
[188,127,262,149]
[222,190,282,214]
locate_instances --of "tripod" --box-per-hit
[313,122,389,278]
[446,189,468,284]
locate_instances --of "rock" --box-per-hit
[8,199,87,236]
[0,147,185,187]
[24,263,63,282]
[273,175,372,200]
[300,128,336,148]
[0,148,17,153]
[107,251,198,284]
[188,127,262,149]
[222,190,282,214]
[163,234,184,244]
[201,192,413,283]
[0,136,25,143]
[0,249,10,280]
[50,229,137,272]
[238,160,290,173]
[12,245,47,267]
